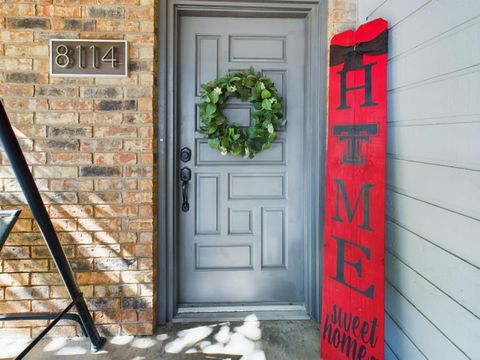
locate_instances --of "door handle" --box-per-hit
[180,167,191,212]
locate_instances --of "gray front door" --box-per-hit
[178,16,306,305]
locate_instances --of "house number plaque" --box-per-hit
[49,39,128,77]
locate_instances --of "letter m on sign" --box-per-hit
[332,179,374,232]
[321,18,388,360]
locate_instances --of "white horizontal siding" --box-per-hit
[387,122,480,171]
[358,0,480,358]
[387,221,480,317]
[387,253,479,358]
[385,343,400,360]
[385,281,467,359]
[363,0,430,28]
[386,191,480,269]
[387,159,480,220]
[387,67,480,124]
[385,312,426,360]
[360,0,480,58]
[388,17,480,90]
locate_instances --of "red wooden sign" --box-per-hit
[321,18,388,360]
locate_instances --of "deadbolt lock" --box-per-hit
[180,147,191,162]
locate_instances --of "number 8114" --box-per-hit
[55,45,118,69]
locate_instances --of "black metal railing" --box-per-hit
[0,101,106,359]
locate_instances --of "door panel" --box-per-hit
[179,16,305,305]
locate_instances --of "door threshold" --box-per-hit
[172,304,311,323]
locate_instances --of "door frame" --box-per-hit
[156,0,328,324]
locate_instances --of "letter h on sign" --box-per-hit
[337,62,377,110]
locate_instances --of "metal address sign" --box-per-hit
[49,39,128,77]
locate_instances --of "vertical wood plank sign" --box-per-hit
[321,18,388,360]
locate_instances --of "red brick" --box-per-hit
[0,300,30,314]
[94,153,137,165]
[94,205,138,217]
[95,126,137,138]
[0,273,30,286]
[1,5,35,17]
[76,245,120,258]
[49,179,94,192]
[76,271,120,285]
[5,286,49,300]
[30,272,63,285]
[121,322,153,336]
[48,152,93,165]
[49,205,94,218]
[77,218,122,231]
[0,84,34,97]
[3,259,49,272]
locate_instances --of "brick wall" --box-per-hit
[0,0,356,338]
[0,0,156,337]
[328,0,357,37]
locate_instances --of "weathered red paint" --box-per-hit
[321,18,388,360]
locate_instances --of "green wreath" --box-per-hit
[199,68,285,159]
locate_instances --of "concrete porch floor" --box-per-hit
[0,318,320,360]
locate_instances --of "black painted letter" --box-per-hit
[332,179,374,232]
[337,62,377,110]
[330,235,374,299]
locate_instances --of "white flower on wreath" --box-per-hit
[228,85,237,93]
[214,87,222,95]
[244,147,250,159]
[267,123,274,134]
[259,82,266,90]
[269,97,277,104]
[220,146,228,156]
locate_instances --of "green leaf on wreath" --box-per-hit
[210,91,219,104]
[206,103,217,117]
[262,142,272,151]
[215,115,226,125]
[231,144,242,156]
[262,99,272,111]
[246,127,256,139]
[208,138,220,149]
[221,137,229,148]
[261,89,271,99]
[251,112,261,120]
[246,75,256,87]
